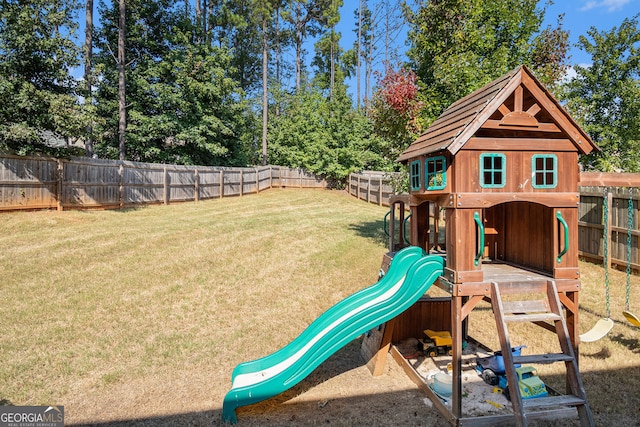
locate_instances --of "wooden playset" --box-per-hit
[364,65,600,426]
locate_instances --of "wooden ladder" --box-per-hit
[490,280,594,427]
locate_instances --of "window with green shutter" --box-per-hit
[532,154,557,188]
[480,153,506,188]
[426,156,446,190]
[410,160,421,191]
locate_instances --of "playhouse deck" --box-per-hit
[434,260,581,297]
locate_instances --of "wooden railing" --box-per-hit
[0,155,327,211]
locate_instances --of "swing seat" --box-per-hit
[580,318,614,342]
[623,310,640,327]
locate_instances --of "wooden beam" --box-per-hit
[481,119,561,133]
[527,103,541,116]
[579,172,640,187]
[499,103,511,116]
[514,85,524,112]
[464,137,575,152]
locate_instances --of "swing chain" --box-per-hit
[626,189,634,311]
[604,187,611,318]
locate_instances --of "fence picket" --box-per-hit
[0,155,327,211]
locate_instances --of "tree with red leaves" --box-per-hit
[369,66,424,162]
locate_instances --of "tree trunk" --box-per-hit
[356,0,362,110]
[262,15,269,166]
[330,28,335,103]
[275,6,280,117]
[295,3,302,93]
[118,0,126,161]
[84,0,94,157]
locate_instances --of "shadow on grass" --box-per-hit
[349,220,388,248]
[68,340,401,427]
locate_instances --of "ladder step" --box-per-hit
[513,353,574,364]
[503,313,562,322]
[522,395,586,410]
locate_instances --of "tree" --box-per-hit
[94,0,248,165]
[406,0,569,123]
[84,0,95,157]
[268,85,388,183]
[369,66,423,162]
[117,0,126,160]
[0,0,83,154]
[561,16,640,172]
[283,0,333,93]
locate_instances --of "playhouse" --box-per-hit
[363,65,597,426]
[222,66,600,426]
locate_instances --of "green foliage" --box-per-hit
[561,16,640,172]
[406,0,569,123]
[268,85,389,184]
[93,0,249,165]
[0,0,82,154]
[369,67,424,161]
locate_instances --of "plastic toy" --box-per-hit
[504,366,548,402]
[475,345,525,385]
[476,347,548,401]
[419,329,452,357]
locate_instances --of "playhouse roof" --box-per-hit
[397,65,597,163]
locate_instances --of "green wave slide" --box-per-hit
[222,246,444,424]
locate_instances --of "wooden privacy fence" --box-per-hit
[579,186,639,273]
[347,171,400,207]
[0,155,327,211]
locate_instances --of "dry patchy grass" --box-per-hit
[1,189,639,426]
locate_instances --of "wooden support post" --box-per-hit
[255,168,260,193]
[219,170,224,198]
[240,170,244,197]
[367,176,371,203]
[357,175,361,200]
[379,177,383,206]
[163,167,169,205]
[389,203,396,252]
[565,290,580,392]
[194,169,199,202]
[56,159,64,211]
[118,162,124,209]
[451,295,464,420]
[362,318,397,376]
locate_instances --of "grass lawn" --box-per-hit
[1,188,639,426]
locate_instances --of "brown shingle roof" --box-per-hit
[397,66,596,162]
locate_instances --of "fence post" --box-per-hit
[357,175,361,200]
[606,189,613,270]
[220,170,224,198]
[255,168,260,193]
[56,159,64,211]
[240,170,244,197]
[367,175,371,203]
[194,169,199,202]
[379,177,383,206]
[119,161,124,209]
[299,168,303,188]
[163,167,169,205]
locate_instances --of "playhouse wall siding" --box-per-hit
[391,298,452,342]
[452,149,579,194]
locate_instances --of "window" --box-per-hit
[426,156,447,190]
[480,153,506,188]
[410,160,421,191]
[532,154,557,188]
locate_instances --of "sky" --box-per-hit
[541,0,639,67]
[334,0,639,95]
